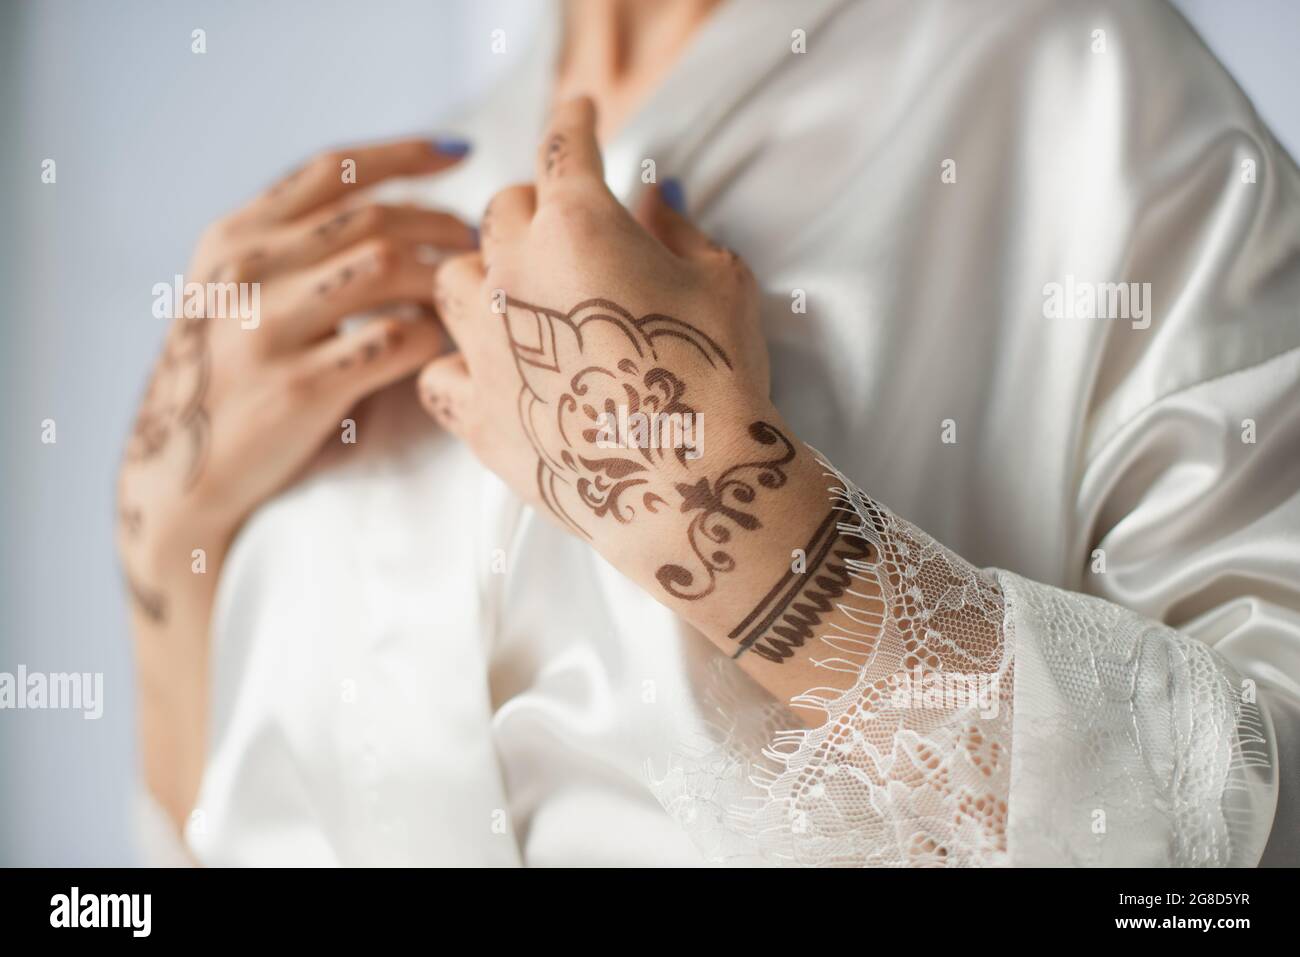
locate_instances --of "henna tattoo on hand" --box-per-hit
[499,297,796,602]
[125,307,211,492]
[337,324,403,370]
[119,506,144,539]
[315,265,355,298]
[315,209,357,241]
[656,421,795,600]
[315,254,381,298]
[424,387,458,428]
[727,510,874,664]
[125,571,167,624]
[543,133,567,177]
[118,266,229,623]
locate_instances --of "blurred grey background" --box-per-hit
[1,0,1297,866]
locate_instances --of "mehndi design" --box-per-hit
[500,297,795,601]
[728,509,874,663]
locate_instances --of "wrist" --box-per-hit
[118,506,233,616]
[589,401,832,631]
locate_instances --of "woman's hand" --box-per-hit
[119,137,473,828]
[419,100,844,693]
[422,98,771,500]
[119,138,472,580]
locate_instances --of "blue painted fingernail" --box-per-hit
[468,226,480,248]
[430,136,472,158]
[660,177,686,214]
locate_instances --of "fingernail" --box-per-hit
[430,136,472,158]
[660,177,686,214]
[468,226,480,248]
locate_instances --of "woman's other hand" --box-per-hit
[119,136,473,829]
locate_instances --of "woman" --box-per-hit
[122,0,1300,865]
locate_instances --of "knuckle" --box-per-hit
[279,366,319,405]
[361,237,402,277]
[434,252,476,292]
[372,318,407,352]
[354,203,388,235]
[499,183,533,204]
[707,245,755,286]
[536,192,600,240]
[199,217,234,247]
[483,183,531,220]
[431,258,455,299]
[194,220,237,267]
[225,254,261,284]
[312,150,345,176]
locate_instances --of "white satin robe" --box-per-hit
[159,0,1300,866]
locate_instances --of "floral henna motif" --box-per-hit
[125,312,211,492]
[501,297,731,535]
[655,421,796,600]
[119,266,225,623]
[500,297,796,602]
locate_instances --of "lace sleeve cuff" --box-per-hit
[649,459,1277,866]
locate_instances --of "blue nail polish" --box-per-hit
[468,226,480,248]
[430,136,472,158]
[660,177,686,214]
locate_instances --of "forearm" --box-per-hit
[122,524,231,831]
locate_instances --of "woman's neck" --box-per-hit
[555,0,722,142]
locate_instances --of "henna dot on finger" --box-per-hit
[423,390,457,426]
[544,134,568,177]
[315,210,356,241]
[315,265,355,298]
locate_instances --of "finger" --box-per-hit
[417,352,475,435]
[294,316,451,416]
[535,96,605,203]
[267,239,439,349]
[432,252,488,348]
[242,137,472,226]
[262,202,476,276]
[633,181,716,260]
[479,184,536,261]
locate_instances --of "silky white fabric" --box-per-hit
[172,0,1300,866]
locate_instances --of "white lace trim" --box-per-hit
[1000,571,1275,867]
[648,460,1013,866]
[648,461,1277,867]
